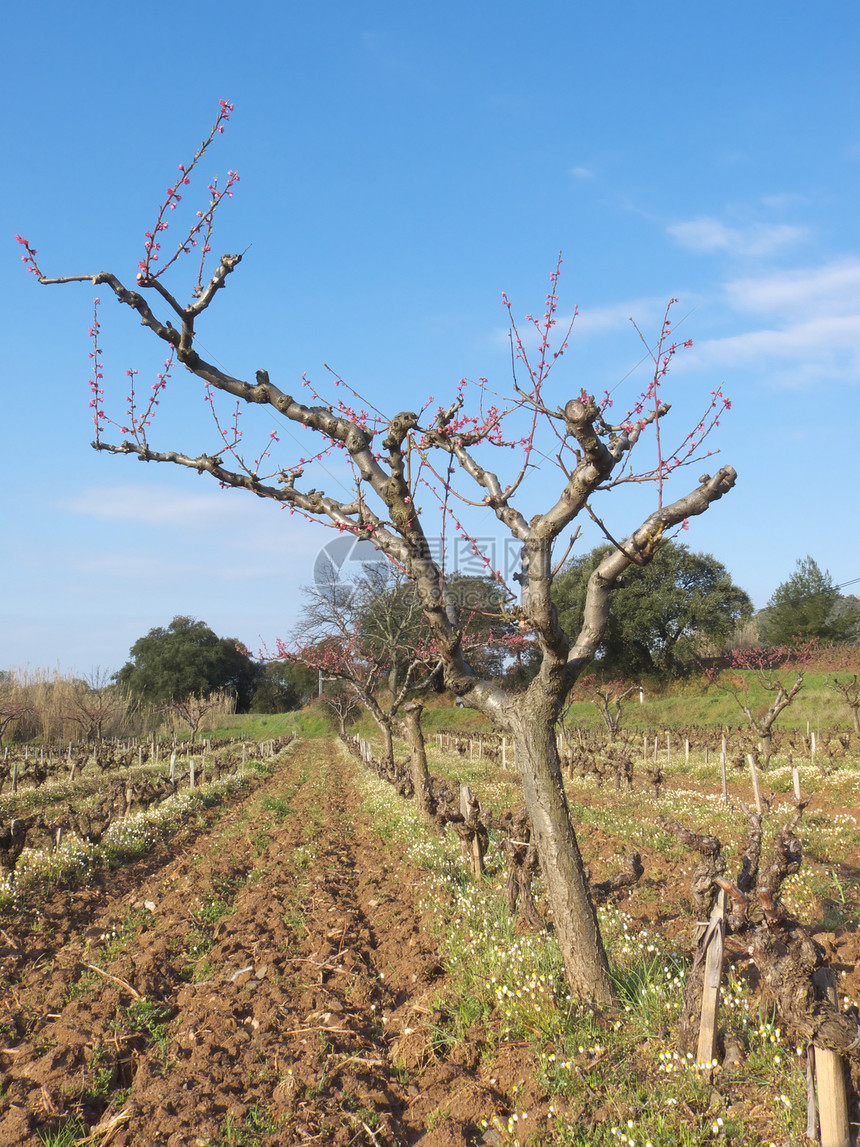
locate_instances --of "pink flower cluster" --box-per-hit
[137,100,238,283]
[14,235,44,279]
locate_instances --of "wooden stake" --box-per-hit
[811,968,850,1147]
[720,747,728,806]
[746,753,763,814]
[459,784,484,879]
[793,766,801,801]
[696,889,726,1068]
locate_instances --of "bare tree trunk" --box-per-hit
[758,729,773,768]
[401,702,433,819]
[510,701,614,1003]
[370,716,395,772]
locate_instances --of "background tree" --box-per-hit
[0,672,33,747]
[249,661,315,714]
[20,104,737,1004]
[709,644,815,766]
[64,668,136,744]
[759,556,856,646]
[161,691,234,743]
[116,616,258,711]
[289,565,441,772]
[553,541,752,675]
[355,569,513,689]
[819,645,860,734]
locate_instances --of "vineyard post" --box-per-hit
[746,753,763,814]
[685,738,690,766]
[720,743,728,805]
[459,784,485,879]
[793,767,801,801]
[696,887,726,1070]
[11,760,18,795]
[811,968,851,1147]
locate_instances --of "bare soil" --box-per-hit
[0,740,520,1146]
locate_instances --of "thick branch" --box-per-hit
[568,468,736,678]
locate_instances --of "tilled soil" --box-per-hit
[0,740,515,1146]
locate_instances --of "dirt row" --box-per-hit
[0,739,526,1146]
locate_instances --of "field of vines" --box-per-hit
[2,717,860,1147]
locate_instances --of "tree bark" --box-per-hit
[401,702,434,820]
[509,695,614,1003]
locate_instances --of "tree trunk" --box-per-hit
[758,729,773,768]
[401,702,434,819]
[372,716,395,772]
[510,701,614,1003]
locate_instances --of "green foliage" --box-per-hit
[116,615,258,710]
[249,660,314,713]
[759,556,859,647]
[553,542,752,675]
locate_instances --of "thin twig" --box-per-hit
[84,963,142,999]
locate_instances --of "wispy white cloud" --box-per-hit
[59,483,323,556]
[571,165,595,180]
[724,259,860,317]
[668,216,807,258]
[687,259,860,385]
[61,484,256,528]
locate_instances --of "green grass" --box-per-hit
[561,669,857,732]
[37,1118,85,1146]
[203,664,860,753]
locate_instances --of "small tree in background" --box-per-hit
[819,645,860,734]
[553,541,752,675]
[711,645,816,766]
[17,102,737,1003]
[0,673,34,747]
[249,661,314,713]
[161,690,235,743]
[759,556,855,647]
[64,668,137,744]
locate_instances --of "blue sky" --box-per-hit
[4,1,859,675]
